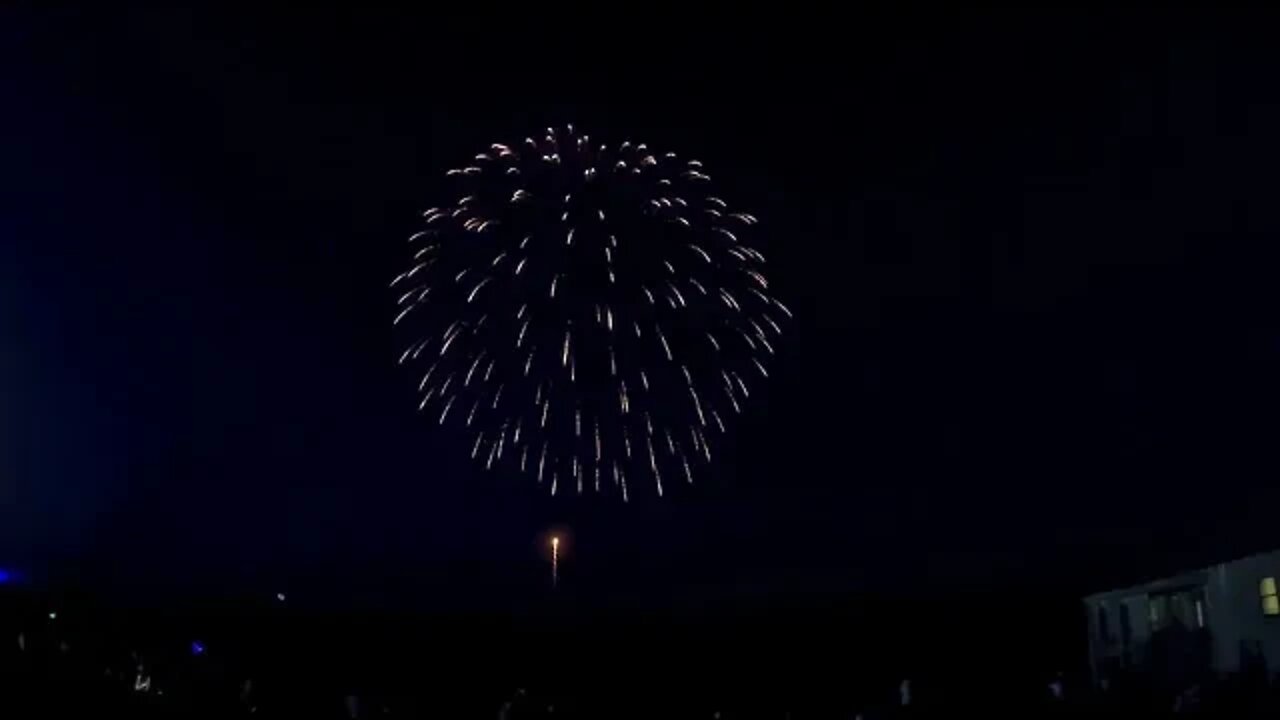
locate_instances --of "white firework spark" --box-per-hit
[395,125,785,499]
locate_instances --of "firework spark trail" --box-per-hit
[394,125,785,499]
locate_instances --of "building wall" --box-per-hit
[1086,590,1146,678]
[1085,549,1280,685]
[1202,551,1280,675]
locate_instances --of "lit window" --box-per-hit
[1261,577,1279,616]
[1195,599,1205,628]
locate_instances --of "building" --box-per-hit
[1084,548,1280,687]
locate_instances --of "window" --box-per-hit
[1261,577,1279,616]
[1119,604,1132,646]
[1098,606,1111,644]
[1149,594,1170,630]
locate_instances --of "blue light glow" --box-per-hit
[191,641,206,656]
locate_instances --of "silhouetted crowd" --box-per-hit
[6,594,1280,717]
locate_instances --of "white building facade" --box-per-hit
[1084,549,1280,686]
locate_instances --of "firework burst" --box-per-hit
[393,125,787,500]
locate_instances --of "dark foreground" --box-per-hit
[5,588,1280,717]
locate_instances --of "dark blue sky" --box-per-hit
[3,8,1279,611]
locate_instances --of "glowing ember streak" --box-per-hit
[394,125,785,499]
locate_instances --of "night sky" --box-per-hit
[3,8,1279,613]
